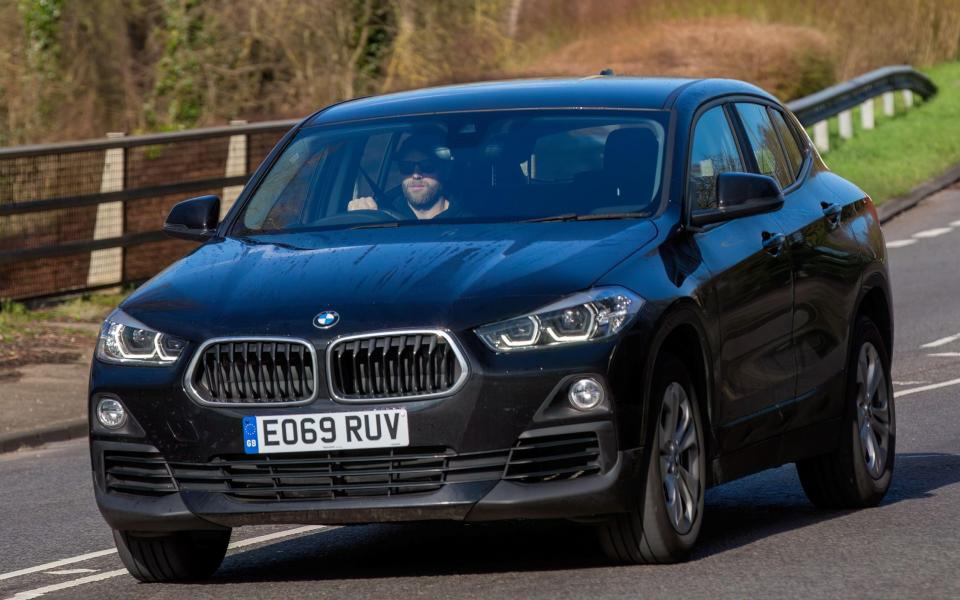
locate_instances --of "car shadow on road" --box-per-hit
[694,451,960,559]
[199,452,960,583]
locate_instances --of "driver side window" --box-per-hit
[688,106,745,211]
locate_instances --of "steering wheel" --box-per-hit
[348,207,407,221]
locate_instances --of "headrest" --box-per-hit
[603,127,660,173]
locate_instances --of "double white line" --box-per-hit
[2,525,326,599]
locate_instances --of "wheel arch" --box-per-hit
[853,271,894,364]
[615,300,717,465]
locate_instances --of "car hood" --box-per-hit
[121,220,657,339]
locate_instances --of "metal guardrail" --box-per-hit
[786,65,937,126]
[785,65,936,153]
[0,65,940,301]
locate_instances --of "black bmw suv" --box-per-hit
[90,76,895,581]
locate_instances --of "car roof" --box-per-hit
[307,77,776,126]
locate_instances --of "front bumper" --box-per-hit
[90,328,652,532]
[92,421,642,532]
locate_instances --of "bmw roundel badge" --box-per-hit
[313,310,340,329]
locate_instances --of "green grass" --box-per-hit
[0,291,128,339]
[816,61,960,204]
[0,300,32,339]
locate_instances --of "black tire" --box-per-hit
[796,315,896,508]
[600,352,706,564]
[113,528,231,582]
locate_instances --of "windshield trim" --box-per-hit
[301,106,671,132]
[226,108,674,238]
[231,212,653,237]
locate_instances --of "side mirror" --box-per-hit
[690,173,784,227]
[163,195,220,241]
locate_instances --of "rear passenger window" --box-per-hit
[735,103,792,189]
[688,106,744,210]
[769,109,805,179]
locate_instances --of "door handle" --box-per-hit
[762,231,786,257]
[821,202,842,229]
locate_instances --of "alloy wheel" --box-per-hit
[856,342,891,479]
[658,382,701,535]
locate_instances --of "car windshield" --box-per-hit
[234,110,669,234]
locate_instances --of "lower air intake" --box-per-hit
[103,450,177,497]
[504,431,602,483]
[171,446,509,502]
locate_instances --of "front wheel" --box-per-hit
[113,528,231,582]
[796,315,896,508]
[600,353,706,564]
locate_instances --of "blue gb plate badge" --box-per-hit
[243,416,259,454]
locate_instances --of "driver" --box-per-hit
[347,131,456,220]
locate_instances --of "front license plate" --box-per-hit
[242,409,409,454]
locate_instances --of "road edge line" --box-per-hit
[0,525,327,586]
[0,550,116,582]
[893,377,960,398]
[6,569,127,600]
[4,526,329,599]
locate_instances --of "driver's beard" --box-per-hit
[404,182,443,210]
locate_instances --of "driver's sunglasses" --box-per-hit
[397,159,440,176]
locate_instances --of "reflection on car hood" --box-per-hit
[121,220,657,339]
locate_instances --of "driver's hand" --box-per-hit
[348,196,379,211]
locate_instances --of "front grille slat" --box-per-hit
[328,331,465,401]
[188,338,316,405]
[232,343,245,399]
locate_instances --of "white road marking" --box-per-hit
[2,525,327,599]
[950,220,960,227]
[886,239,917,248]
[912,227,953,238]
[227,525,326,549]
[920,332,960,348]
[893,380,927,385]
[0,550,116,582]
[894,377,960,398]
[8,569,127,600]
[42,570,97,576]
[927,352,960,357]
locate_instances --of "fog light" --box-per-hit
[568,378,604,411]
[96,398,126,429]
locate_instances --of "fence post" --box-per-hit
[813,121,829,152]
[861,98,875,130]
[221,119,248,220]
[902,89,914,108]
[86,132,125,287]
[838,110,853,139]
[883,92,895,116]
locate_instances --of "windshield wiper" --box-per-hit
[520,212,648,223]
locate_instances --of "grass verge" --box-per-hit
[0,291,128,373]
[818,61,960,204]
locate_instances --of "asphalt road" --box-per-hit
[3,188,960,599]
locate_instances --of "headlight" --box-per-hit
[96,310,186,366]
[475,287,642,352]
